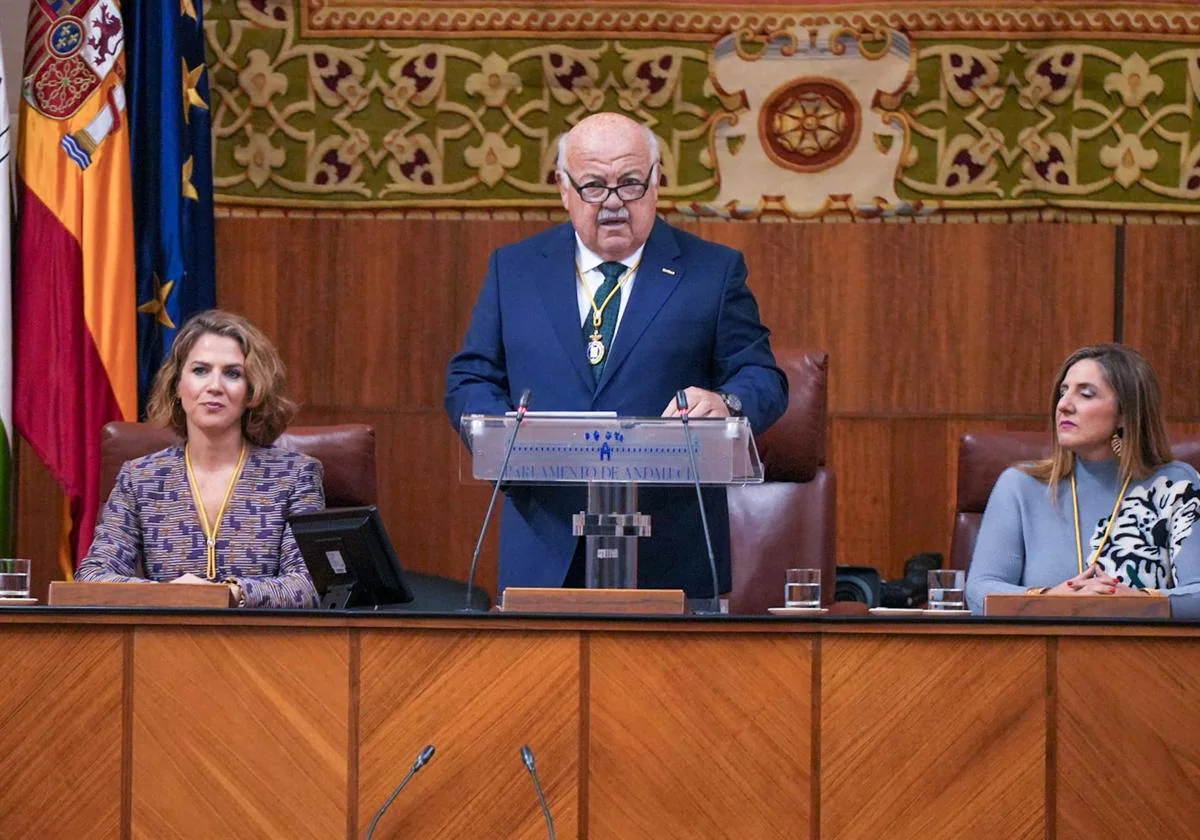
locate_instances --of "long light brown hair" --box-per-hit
[1022,344,1172,492]
[145,310,296,446]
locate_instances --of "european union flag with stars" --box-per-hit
[126,0,216,413]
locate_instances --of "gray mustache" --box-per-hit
[597,208,629,223]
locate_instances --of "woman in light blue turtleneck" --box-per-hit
[966,344,1200,616]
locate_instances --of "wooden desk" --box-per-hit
[0,611,1197,839]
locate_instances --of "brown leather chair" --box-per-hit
[98,422,377,508]
[950,431,1200,572]
[728,350,836,614]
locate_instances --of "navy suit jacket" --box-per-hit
[445,217,787,597]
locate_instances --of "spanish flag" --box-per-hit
[14,0,137,570]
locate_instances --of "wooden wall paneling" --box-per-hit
[357,629,581,839]
[830,417,1046,579]
[672,220,840,362]
[321,219,457,410]
[213,215,286,340]
[1121,226,1200,420]
[14,436,65,602]
[887,418,957,575]
[821,635,1045,840]
[131,627,350,839]
[1056,638,1200,840]
[0,627,124,839]
[828,418,893,572]
[684,223,1116,416]
[588,632,811,839]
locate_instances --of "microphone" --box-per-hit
[520,745,557,840]
[464,388,532,611]
[365,743,436,839]
[676,390,721,615]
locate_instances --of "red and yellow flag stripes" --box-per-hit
[14,0,138,569]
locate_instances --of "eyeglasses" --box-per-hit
[562,165,657,204]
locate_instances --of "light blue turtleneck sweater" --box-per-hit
[966,457,1200,616]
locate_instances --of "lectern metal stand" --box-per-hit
[571,482,652,589]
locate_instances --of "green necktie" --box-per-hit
[583,261,626,383]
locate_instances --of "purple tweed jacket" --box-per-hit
[77,445,323,608]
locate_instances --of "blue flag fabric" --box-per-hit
[126,0,216,412]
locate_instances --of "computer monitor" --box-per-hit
[288,506,414,609]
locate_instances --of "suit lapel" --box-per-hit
[596,218,684,395]
[534,225,595,391]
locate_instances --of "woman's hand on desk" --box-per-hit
[168,573,245,605]
[1042,564,1120,595]
[168,573,218,585]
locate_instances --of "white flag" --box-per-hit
[0,34,12,552]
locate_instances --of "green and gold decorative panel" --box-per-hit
[205,1,1200,218]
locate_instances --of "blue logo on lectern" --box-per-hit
[585,430,624,461]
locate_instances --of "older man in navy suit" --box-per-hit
[445,112,787,599]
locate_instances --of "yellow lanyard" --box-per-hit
[1070,471,1132,575]
[185,443,249,581]
[576,260,640,331]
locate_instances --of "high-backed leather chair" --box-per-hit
[727,350,835,613]
[950,431,1200,572]
[99,422,377,507]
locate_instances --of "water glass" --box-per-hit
[927,569,966,610]
[785,568,821,608]
[0,559,31,598]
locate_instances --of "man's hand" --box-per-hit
[661,387,729,419]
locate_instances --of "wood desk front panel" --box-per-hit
[0,627,124,840]
[357,630,581,839]
[2,614,1200,839]
[822,635,1045,840]
[1056,638,1200,840]
[131,627,349,839]
[588,633,811,839]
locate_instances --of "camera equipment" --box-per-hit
[879,553,944,608]
[834,565,883,608]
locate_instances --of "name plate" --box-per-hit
[984,593,1170,619]
[501,587,686,615]
[49,581,233,609]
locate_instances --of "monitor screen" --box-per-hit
[288,506,414,609]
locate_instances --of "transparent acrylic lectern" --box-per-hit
[461,414,763,606]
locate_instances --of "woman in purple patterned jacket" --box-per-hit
[77,310,321,608]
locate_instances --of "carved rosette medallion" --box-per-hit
[758,78,860,174]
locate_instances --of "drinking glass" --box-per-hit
[0,559,31,598]
[927,569,966,610]
[785,568,821,608]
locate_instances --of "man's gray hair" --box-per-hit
[555,120,661,179]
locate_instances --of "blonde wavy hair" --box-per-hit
[1022,343,1172,493]
[145,310,296,446]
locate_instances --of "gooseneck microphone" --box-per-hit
[365,743,436,839]
[464,389,532,611]
[520,745,557,840]
[676,390,721,615]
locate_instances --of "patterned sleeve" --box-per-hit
[1166,477,1200,617]
[76,462,150,583]
[232,456,323,608]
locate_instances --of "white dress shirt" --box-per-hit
[574,234,645,340]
